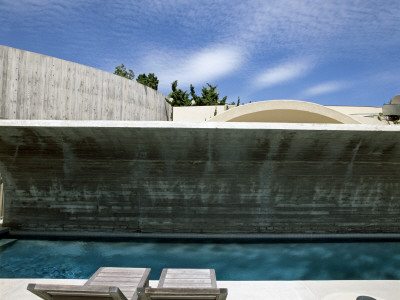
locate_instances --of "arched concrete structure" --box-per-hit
[208,100,361,124]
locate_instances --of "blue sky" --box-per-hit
[1,0,399,106]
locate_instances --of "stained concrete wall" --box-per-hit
[0,45,171,121]
[383,104,400,116]
[1,120,400,235]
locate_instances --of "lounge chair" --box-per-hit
[27,267,151,300]
[137,268,227,300]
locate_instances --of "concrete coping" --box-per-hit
[0,120,400,132]
[8,231,400,241]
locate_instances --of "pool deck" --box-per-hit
[1,279,398,300]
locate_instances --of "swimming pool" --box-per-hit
[1,239,400,280]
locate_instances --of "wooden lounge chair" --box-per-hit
[137,268,227,300]
[27,267,151,300]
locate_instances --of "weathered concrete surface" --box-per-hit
[383,104,400,116]
[1,279,399,300]
[1,121,400,234]
[0,45,171,121]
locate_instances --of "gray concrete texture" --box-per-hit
[1,121,400,234]
[382,104,400,116]
[0,45,171,121]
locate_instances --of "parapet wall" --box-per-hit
[1,121,400,235]
[0,45,171,121]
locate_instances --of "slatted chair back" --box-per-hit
[85,267,151,300]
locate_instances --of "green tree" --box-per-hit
[166,81,228,106]
[190,84,200,105]
[166,80,191,106]
[136,73,159,90]
[113,64,135,80]
[190,83,227,106]
[199,83,227,106]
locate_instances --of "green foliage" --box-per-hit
[113,64,135,80]
[189,83,226,106]
[236,97,240,106]
[190,84,200,105]
[167,81,228,107]
[166,80,191,106]
[114,64,158,90]
[200,83,227,106]
[137,73,159,90]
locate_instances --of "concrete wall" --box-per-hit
[1,120,400,235]
[383,104,400,116]
[173,105,235,121]
[0,176,3,222]
[0,45,171,121]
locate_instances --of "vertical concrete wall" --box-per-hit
[1,121,400,235]
[0,45,171,121]
[0,176,3,222]
[173,105,235,122]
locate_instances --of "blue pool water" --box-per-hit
[1,240,400,280]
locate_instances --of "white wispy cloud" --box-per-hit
[2,0,400,105]
[225,0,400,56]
[254,59,314,88]
[302,81,349,97]
[143,45,244,91]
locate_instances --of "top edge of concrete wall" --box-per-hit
[0,45,164,95]
[0,45,171,121]
[0,45,116,80]
[0,119,400,132]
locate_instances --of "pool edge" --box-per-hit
[8,230,400,242]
